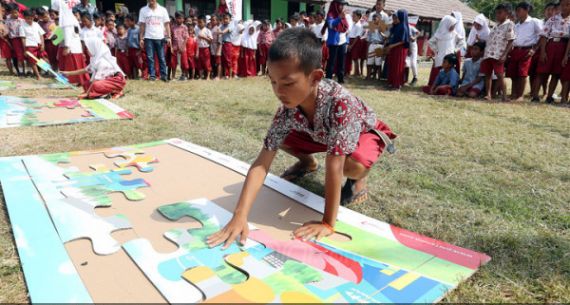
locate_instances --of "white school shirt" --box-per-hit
[139,4,170,40]
[429,32,462,67]
[86,58,118,80]
[514,17,542,47]
[20,22,45,47]
[80,26,104,41]
[348,21,363,39]
[231,22,244,47]
[196,27,212,48]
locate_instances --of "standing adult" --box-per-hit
[385,9,409,90]
[323,0,349,84]
[138,0,171,82]
[74,0,97,15]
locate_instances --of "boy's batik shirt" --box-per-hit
[484,19,515,60]
[264,79,378,156]
[6,17,24,38]
[171,23,189,52]
[540,13,570,39]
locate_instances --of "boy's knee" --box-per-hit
[343,157,368,179]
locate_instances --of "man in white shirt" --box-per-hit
[138,0,171,81]
[508,2,542,102]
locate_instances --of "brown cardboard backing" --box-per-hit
[59,142,326,302]
[35,106,91,123]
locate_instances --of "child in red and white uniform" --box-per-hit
[348,10,364,77]
[210,15,222,80]
[21,9,45,80]
[6,4,26,75]
[480,3,515,101]
[311,12,328,70]
[115,24,131,79]
[507,2,542,102]
[195,15,212,79]
[239,20,259,77]
[171,11,189,80]
[256,20,273,75]
[0,9,15,75]
[37,7,57,70]
[104,19,117,54]
[231,21,244,78]
[186,26,197,80]
[220,13,235,78]
[61,37,126,99]
[80,12,103,65]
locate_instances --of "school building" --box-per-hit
[17,0,479,26]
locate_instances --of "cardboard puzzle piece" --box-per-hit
[103,148,159,173]
[52,98,81,109]
[123,199,257,303]
[59,164,150,205]
[49,197,131,255]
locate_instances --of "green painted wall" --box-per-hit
[242,0,250,20]
[299,2,305,12]
[270,0,288,22]
[176,0,183,11]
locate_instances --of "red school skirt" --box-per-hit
[238,47,256,77]
[257,43,270,66]
[387,45,407,89]
[62,52,90,87]
[88,73,126,98]
[116,50,131,78]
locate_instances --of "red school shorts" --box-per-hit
[560,59,570,81]
[197,47,211,72]
[0,38,11,59]
[24,46,46,65]
[480,58,505,76]
[170,49,189,70]
[10,37,25,61]
[536,40,566,75]
[506,47,533,78]
[282,121,396,169]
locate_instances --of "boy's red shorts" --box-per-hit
[24,46,45,65]
[212,54,221,65]
[187,56,196,70]
[480,58,505,76]
[10,37,25,61]
[197,47,211,72]
[0,39,11,59]
[536,40,566,75]
[506,47,532,78]
[282,121,395,169]
[560,61,570,81]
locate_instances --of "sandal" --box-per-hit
[280,162,320,181]
[111,91,124,99]
[341,179,369,206]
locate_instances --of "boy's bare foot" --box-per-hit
[502,95,510,102]
[513,97,525,103]
[281,160,319,181]
[340,178,369,206]
[484,95,492,101]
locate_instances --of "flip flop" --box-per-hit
[340,179,369,206]
[280,162,320,181]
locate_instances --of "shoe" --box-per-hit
[545,97,554,104]
[161,77,169,82]
[531,97,540,103]
[552,93,561,101]
[178,75,187,81]
[410,78,418,85]
[149,77,156,81]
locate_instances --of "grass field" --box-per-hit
[0,67,568,302]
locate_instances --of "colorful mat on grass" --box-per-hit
[0,80,71,91]
[0,139,491,303]
[0,96,133,128]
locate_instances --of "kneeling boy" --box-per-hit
[208,28,396,248]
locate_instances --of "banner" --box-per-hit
[408,15,419,27]
[227,0,243,21]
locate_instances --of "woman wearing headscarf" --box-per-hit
[61,37,126,99]
[427,15,464,86]
[451,11,466,73]
[52,0,90,88]
[323,0,350,84]
[385,9,410,89]
[238,20,260,77]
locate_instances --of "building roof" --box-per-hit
[338,0,481,23]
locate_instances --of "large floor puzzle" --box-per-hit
[0,139,491,303]
[0,96,133,128]
[0,80,71,91]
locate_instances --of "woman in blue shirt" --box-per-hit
[322,0,350,84]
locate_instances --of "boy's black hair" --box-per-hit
[125,13,136,22]
[545,2,557,9]
[516,1,533,12]
[93,12,101,20]
[175,11,184,18]
[23,9,34,18]
[262,19,271,26]
[222,12,232,19]
[495,2,512,13]
[81,12,93,20]
[117,24,126,29]
[299,11,307,16]
[275,18,283,23]
[105,10,115,17]
[290,13,300,21]
[472,41,486,52]
[6,3,18,12]
[197,14,206,21]
[443,53,457,67]
[36,7,47,16]
[105,18,114,24]
[268,28,321,74]
[353,10,363,18]
[315,11,324,17]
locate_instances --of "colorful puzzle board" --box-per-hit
[0,80,71,91]
[0,139,491,303]
[0,96,133,128]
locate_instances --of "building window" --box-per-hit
[190,0,217,16]
[251,0,271,20]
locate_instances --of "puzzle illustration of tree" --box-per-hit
[0,96,133,128]
[0,139,491,303]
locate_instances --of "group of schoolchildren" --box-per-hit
[424,1,570,105]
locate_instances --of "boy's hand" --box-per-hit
[293,220,334,241]
[563,56,568,67]
[207,214,249,249]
